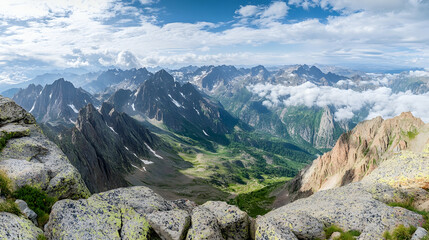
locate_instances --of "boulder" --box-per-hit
[329,232,341,240]
[0,97,35,126]
[45,186,175,239]
[0,212,42,240]
[15,199,38,226]
[0,159,49,190]
[186,206,224,240]
[0,96,90,200]
[411,227,428,240]
[201,201,250,240]
[259,183,423,240]
[147,209,190,240]
[254,216,298,240]
[260,210,324,239]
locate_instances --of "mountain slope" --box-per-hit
[110,69,238,146]
[43,102,163,193]
[274,112,426,206]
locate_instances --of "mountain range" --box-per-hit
[5,64,429,208]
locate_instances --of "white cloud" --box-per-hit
[116,51,141,69]
[261,1,289,20]
[409,70,429,78]
[236,5,260,17]
[248,82,429,122]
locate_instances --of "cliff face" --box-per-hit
[275,112,426,206]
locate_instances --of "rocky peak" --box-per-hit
[275,112,427,206]
[151,69,175,86]
[13,78,97,124]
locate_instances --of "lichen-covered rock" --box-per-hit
[263,183,423,240]
[90,186,177,215]
[254,216,298,240]
[0,212,43,240]
[260,210,324,239]
[147,209,190,240]
[411,227,428,240]
[186,206,224,240]
[0,97,35,125]
[120,208,151,240]
[15,199,38,226]
[201,201,250,240]
[0,96,90,200]
[362,150,429,190]
[45,186,175,239]
[0,159,49,190]
[45,198,123,240]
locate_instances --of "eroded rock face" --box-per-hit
[0,212,43,240]
[0,96,90,200]
[275,112,426,206]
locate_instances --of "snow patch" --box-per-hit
[69,118,77,125]
[68,104,79,114]
[131,103,135,111]
[168,94,183,108]
[180,92,186,99]
[131,164,146,172]
[106,123,118,134]
[194,107,200,115]
[144,142,163,159]
[203,130,209,136]
[132,152,154,164]
[29,102,36,113]
[49,93,52,99]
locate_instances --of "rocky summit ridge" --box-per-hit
[1,95,429,239]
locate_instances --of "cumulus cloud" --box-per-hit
[236,5,260,17]
[248,82,429,122]
[116,51,141,69]
[235,1,289,26]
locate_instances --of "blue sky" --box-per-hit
[1,0,429,86]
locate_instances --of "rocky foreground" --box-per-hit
[1,95,428,239]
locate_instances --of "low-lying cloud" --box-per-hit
[248,82,429,122]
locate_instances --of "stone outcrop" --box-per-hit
[275,112,426,206]
[0,96,90,199]
[0,212,43,239]
[45,186,249,240]
[257,182,424,240]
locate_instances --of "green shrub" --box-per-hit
[421,234,429,240]
[388,198,429,231]
[37,234,47,240]
[0,199,22,215]
[0,170,12,197]
[325,225,344,238]
[0,132,16,151]
[383,225,417,240]
[336,232,354,240]
[13,186,56,226]
[347,230,361,236]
